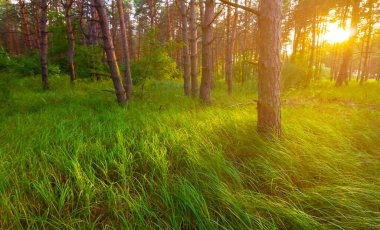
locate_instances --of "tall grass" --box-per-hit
[0,75,379,229]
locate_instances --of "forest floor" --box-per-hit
[1,75,380,229]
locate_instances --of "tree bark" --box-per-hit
[226,3,238,95]
[178,0,191,96]
[93,0,127,103]
[64,0,77,82]
[89,0,97,45]
[307,5,317,84]
[189,0,198,97]
[19,0,33,49]
[40,0,49,89]
[199,0,215,104]
[117,0,133,99]
[336,0,360,86]
[360,0,374,84]
[257,0,282,136]
[125,1,135,59]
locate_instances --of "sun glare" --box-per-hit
[324,22,351,44]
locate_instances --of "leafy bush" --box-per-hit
[0,48,11,70]
[75,45,110,79]
[281,61,308,90]
[0,51,60,77]
[131,29,179,86]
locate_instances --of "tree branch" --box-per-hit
[219,0,259,15]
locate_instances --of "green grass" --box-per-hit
[0,75,380,229]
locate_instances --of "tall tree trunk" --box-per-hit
[5,0,15,53]
[93,0,127,103]
[199,0,215,104]
[40,0,49,89]
[19,0,33,49]
[290,26,300,63]
[360,1,374,84]
[125,1,135,59]
[117,0,133,99]
[89,0,97,45]
[199,0,205,20]
[225,6,231,81]
[31,0,42,49]
[226,3,238,95]
[64,0,77,82]
[189,0,198,97]
[257,0,282,136]
[178,0,191,96]
[336,0,360,86]
[111,0,117,42]
[307,5,317,84]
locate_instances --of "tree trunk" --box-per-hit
[117,0,133,99]
[125,1,135,59]
[226,3,238,95]
[290,26,300,63]
[225,6,231,81]
[189,0,198,97]
[40,0,49,89]
[64,0,77,82]
[178,0,191,96]
[307,6,317,84]
[89,0,97,45]
[199,0,215,104]
[93,0,127,103]
[111,0,117,42]
[19,0,33,49]
[336,0,360,86]
[360,1,374,84]
[257,0,282,136]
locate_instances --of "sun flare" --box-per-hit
[324,22,351,44]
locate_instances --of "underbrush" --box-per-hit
[0,76,379,229]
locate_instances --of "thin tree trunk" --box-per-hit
[178,0,191,96]
[291,26,300,63]
[336,0,360,86]
[31,0,42,49]
[93,0,127,103]
[360,1,374,84]
[5,0,15,53]
[257,0,282,136]
[89,0,97,45]
[19,0,33,49]
[117,0,133,99]
[40,0,49,89]
[111,0,117,42]
[64,0,77,82]
[199,0,215,104]
[226,3,238,95]
[307,5,317,84]
[125,1,135,59]
[225,6,231,81]
[189,0,198,97]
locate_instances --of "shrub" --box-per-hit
[131,29,179,86]
[281,61,308,90]
[75,45,110,79]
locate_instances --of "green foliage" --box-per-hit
[0,48,10,70]
[0,51,60,77]
[131,29,179,86]
[281,61,308,90]
[1,75,380,229]
[75,45,110,79]
[232,52,257,84]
